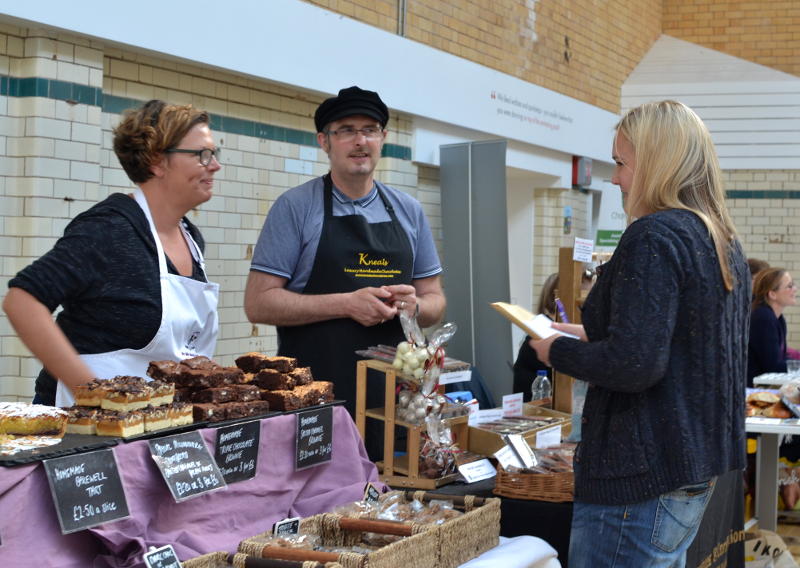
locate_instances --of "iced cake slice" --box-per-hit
[0,403,68,437]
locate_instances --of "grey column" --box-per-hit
[440,140,511,405]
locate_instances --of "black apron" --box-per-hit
[278,174,414,416]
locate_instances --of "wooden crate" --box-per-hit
[355,359,469,489]
[467,406,570,456]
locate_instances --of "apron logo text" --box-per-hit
[357,253,389,266]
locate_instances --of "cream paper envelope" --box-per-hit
[490,302,580,340]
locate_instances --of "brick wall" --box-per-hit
[664,0,800,77]
[304,0,663,113]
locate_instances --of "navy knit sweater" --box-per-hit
[550,209,749,505]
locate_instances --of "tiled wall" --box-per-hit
[532,187,590,311]
[305,0,663,113]
[727,170,800,345]
[0,26,428,401]
[664,0,800,76]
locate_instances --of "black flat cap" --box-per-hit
[314,86,389,133]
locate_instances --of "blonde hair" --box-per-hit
[616,100,738,291]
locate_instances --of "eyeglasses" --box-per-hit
[324,126,383,142]
[165,147,221,166]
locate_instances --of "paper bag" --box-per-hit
[745,530,799,568]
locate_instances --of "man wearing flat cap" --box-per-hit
[245,86,446,421]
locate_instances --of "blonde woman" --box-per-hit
[532,101,749,567]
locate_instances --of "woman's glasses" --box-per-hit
[165,147,221,166]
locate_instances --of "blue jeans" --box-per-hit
[568,478,717,568]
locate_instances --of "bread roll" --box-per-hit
[764,403,792,419]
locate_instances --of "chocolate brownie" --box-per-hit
[192,387,234,403]
[252,368,295,391]
[173,387,193,402]
[260,389,303,411]
[147,360,181,381]
[182,355,217,370]
[235,352,297,373]
[192,403,224,422]
[243,400,270,417]
[224,401,253,420]
[229,384,262,402]
[289,367,313,386]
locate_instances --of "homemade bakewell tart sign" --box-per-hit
[214,419,260,483]
[148,431,227,502]
[295,405,333,470]
[43,448,130,534]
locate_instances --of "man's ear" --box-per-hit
[317,132,330,154]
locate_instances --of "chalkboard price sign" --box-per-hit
[295,405,333,470]
[214,419,260,483]
[149,431,227,502]
[43,448,130,534]
[143,544,182,568]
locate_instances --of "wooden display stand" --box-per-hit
[552,247,581,413]
[553,247,615,413]
[355,359,469,489]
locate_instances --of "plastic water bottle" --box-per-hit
[540,373,552,400]
[531,370,549,401]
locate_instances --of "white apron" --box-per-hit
[55,189,219,407]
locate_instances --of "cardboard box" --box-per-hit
[467,406,571,456]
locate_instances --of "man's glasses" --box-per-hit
[165,147,221,166]
[324,126,383,142]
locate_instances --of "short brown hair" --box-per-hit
[113,100,210,184]
[752,267,787,309]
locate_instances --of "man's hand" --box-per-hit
[383,284,418,314]
[348,287,398,326]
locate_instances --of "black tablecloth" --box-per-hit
[428,469,744,568]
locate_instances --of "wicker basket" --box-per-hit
[493,465,574,502]
[238,513,437,568]
[387,490,500,568]
[184,551,341,568]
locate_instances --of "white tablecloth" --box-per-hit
[461,535,561,568]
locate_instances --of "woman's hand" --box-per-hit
[530,335,560,367]
[530,322,588,366]
[551,322,588,341]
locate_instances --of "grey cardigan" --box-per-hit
[551,209,749,504]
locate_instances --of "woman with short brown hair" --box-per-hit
[3,100,222,406]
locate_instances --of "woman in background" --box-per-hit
[3,100,221,406]
[531,100,749,567]
[748,267,797,386]
[513,271,594,401]
[512,273,559,401]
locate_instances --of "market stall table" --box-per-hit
[0,406,378,567]
[745,416,800,531]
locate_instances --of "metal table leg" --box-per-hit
[755,432,779,532]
